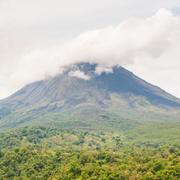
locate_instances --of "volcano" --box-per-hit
[0,63,180,130]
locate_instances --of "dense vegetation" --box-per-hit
[0,126,179,179]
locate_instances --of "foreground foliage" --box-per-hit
[0,126,179,179]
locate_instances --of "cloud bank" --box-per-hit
[1,9,180,98]
[69,70,91,80]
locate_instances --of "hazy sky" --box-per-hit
[0,0,180,99]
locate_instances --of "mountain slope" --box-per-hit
[0,63,180,130]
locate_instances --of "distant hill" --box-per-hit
[0,62,180,131]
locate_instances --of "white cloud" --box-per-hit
[95,65,113,75]
[12,9,179,79]
[69,70,90,80]
[0,7,180,98]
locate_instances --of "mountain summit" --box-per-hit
[0,62,180,130]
